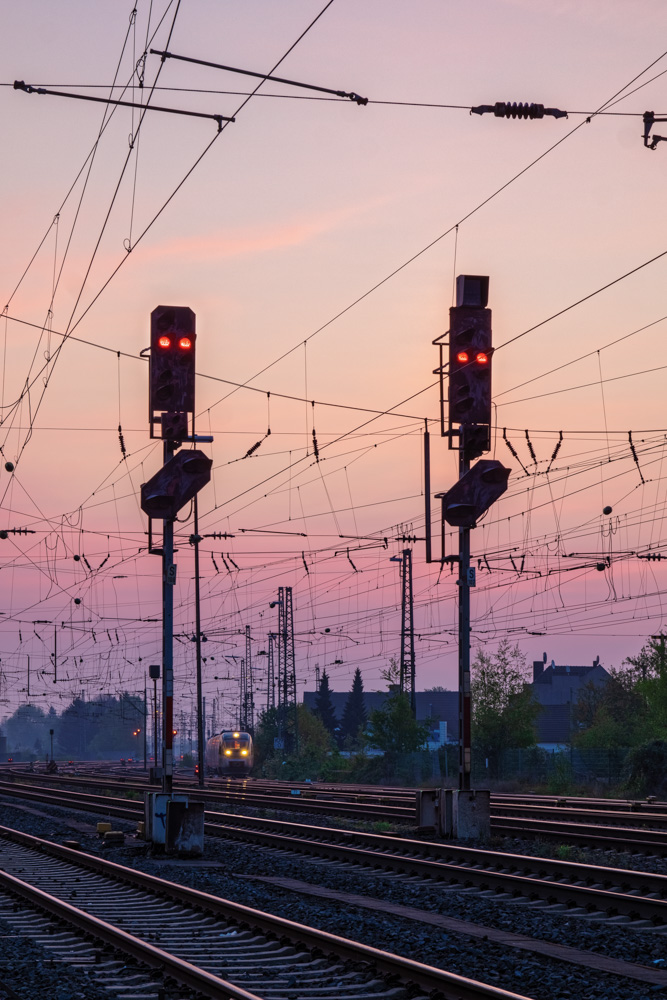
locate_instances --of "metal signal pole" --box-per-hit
[162,437,175,796]
[193,497,205,787]
[143,679,148,771]
[458,430,472,791]
[245,625,254,733]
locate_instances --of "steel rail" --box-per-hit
[15,768,667,832]
[490,814,667,851]
[199,811,667,897]
[199,817,667,922]
[2,781,667,922]
[0,868,262,1000]
[491,801,667,829]
[0,826,531,1000]
[10,769,667,847]
[7,765,667,814]
[0,771,414,819]
[3,775,667,859]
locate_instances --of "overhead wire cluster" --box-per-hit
[1,5,667,723]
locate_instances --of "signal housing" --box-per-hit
[448,304,492,428]
[149,305,196,439]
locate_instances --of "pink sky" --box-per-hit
[2,1,667,726]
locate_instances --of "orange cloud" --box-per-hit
[143,197,391,262]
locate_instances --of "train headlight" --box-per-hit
[224,750,232,756]
[241,750,248,756]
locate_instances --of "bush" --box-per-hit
[546,753,573,794]
[345,753,388,785]
[622,739,667,796]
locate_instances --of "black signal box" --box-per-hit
[149,306,196,439]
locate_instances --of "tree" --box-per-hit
[296,703,333,757]
[471,640,539,776]
[632,637,667,738]
[369,692,430,755]
[254,703,333,768]
[573,636,667,749]
[379,657,401,691]
[623,739,667,796]
[340,668,367,746]
[253,706,281,766]
[314,670,338,738]
[3,704,48,754]
[254,703,334,779]
[58,697,94,756]
[573,668,646,748]
[57,692,144,757]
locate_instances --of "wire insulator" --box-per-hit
[494,102,544,119]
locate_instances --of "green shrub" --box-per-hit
[622,739,667,796]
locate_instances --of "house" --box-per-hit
[302,689,459,740]
[531,654,610,748]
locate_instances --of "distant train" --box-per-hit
[205,730,254,776]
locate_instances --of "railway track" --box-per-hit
[3,779,667,928]
[55,766,667,817]
[0,824,531,1000]
[4,769,667,853]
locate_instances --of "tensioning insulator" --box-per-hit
[494,102,545,119]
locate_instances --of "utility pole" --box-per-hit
[143,679,147,770]
[162,437,175,794]
[281,587,298,752]
[266,633,276,712]
[239,658,245,729]
[390,548,416,715]
[273,587,297,752]
[149,665,160,770]
[192,497,205,787]
[245,625,254,733]
[457,432,472,791]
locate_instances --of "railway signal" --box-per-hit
[448,278,492,429]
[149,305,196,440]
[140,449,212,520]
[425,275,509,837]
[437,459,510,528]
[143,306,212,838]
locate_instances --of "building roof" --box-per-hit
[302,690,459,739]
[535,703,572,744]
[531,658,610,743]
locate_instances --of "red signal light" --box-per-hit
[178,337,192,350]
[158,335,171,349]
[457,351,469,364]
[476,352,489,364]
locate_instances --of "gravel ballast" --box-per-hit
[0,796,666,1000]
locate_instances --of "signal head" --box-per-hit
[149,305,196,439]
[448,301,492,427]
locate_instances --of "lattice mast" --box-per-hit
[399,548,416,716]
